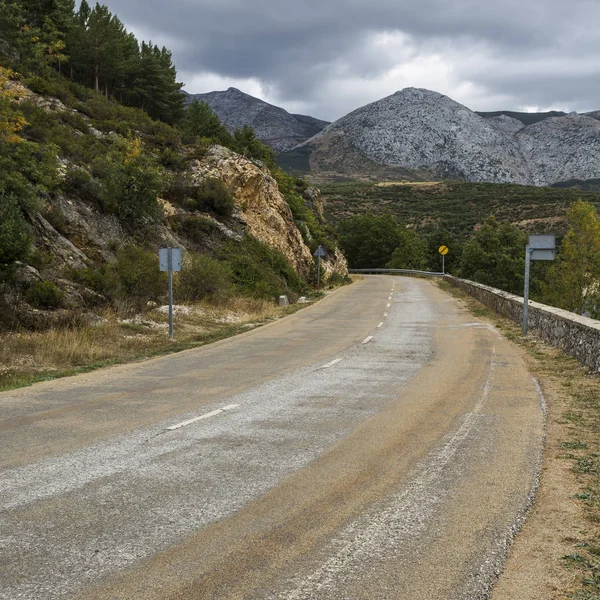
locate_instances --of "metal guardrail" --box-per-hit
[348,268,445,277]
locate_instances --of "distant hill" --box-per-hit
[183,88,329,152]
[283,88,600,186]
[476,110,567,126]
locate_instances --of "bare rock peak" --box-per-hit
[295,89,600,186]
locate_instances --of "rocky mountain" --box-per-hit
[288,88,600,186]
[183,88,329,152]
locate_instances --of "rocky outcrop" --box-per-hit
[321,247,348,281]
[294,88,600,186]
[517,115,600,185]
[190,146,315,276]
[183,88,329,152]
[302,187,324,221]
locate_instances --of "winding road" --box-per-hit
[0,276,545,599]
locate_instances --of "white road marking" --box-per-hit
[321,358,343,369]
[377,322,384,328]
[166,404,240,431]
[362,336,373,344]
[384,312,389,317]
[387,303,391,308]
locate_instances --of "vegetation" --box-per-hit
[0,195,31,278]
[219,235,307,302]
[0,0,338,321]
[188,178,234,218]
[542,200,600,317]
[331,181,600,309]
[460,216,526,295]
[24,280,64,308]
[337,215,405,269]
[320,180,600,238]
[0,297,304,391]
[177,253,233,301]
[105,245,167,311]
[101,137,165,224]
[386,228,428,270]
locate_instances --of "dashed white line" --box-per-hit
[377,322,384,328]
[167,404,240,431]
[387,303,391,308]
[362,336,374,344]
[321,358,343,369]
[384,312,389,317]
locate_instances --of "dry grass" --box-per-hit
[438,280,600,599]
[0,296,301,391]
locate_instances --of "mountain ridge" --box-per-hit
[183,88,329,152]
[285,87,600,186]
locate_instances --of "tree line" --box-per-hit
[0,0,184,123]
[337,200,600,318]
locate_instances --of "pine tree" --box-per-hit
[183,100,224,139]
[129,42,183,124]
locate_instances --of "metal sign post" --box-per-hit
[313,245,326,286]
[159,247,182,340]
[523,235,555,336]
[439,245,449,275]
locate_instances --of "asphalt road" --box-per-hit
[0,276,545,599]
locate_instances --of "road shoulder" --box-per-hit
[438,281,598,599]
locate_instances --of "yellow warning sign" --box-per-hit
[439,245,449,256]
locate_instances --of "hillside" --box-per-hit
[183,88,329,152]
[284,88,600,186]
[0,73,347,333]
[320,179,600,237]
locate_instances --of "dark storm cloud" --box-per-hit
[103,0,600,120]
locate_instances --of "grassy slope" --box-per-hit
[319,180,600,236]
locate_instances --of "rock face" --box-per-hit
[184,88,329,152]
[190,146,315,276]
[295,88,600,186]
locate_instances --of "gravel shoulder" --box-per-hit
[439,281,600,600]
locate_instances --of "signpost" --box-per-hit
[523,235,555,336]
[314,245,326,286]
[438,245,449,275]
[159,248,182,340]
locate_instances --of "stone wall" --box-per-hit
[445,275,600,372]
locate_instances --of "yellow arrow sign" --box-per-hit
[439,245,449,256]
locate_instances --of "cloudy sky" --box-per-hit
[104,0,600,122]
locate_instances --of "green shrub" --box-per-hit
[177,254,233,301]
[25,281,64,309]
[101,139,165,224]
[106,245,166,310]
[189,178,234,218]
[163,173,194,205]
[24,76,56,96]
[0,195,31,277]
[273,168,330,250]
[179,215,218,245]
[220,235,306,300]
[63,167,102,205]
[69,266,109,294]
[43,205,68,235]
[28,248,54,271]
